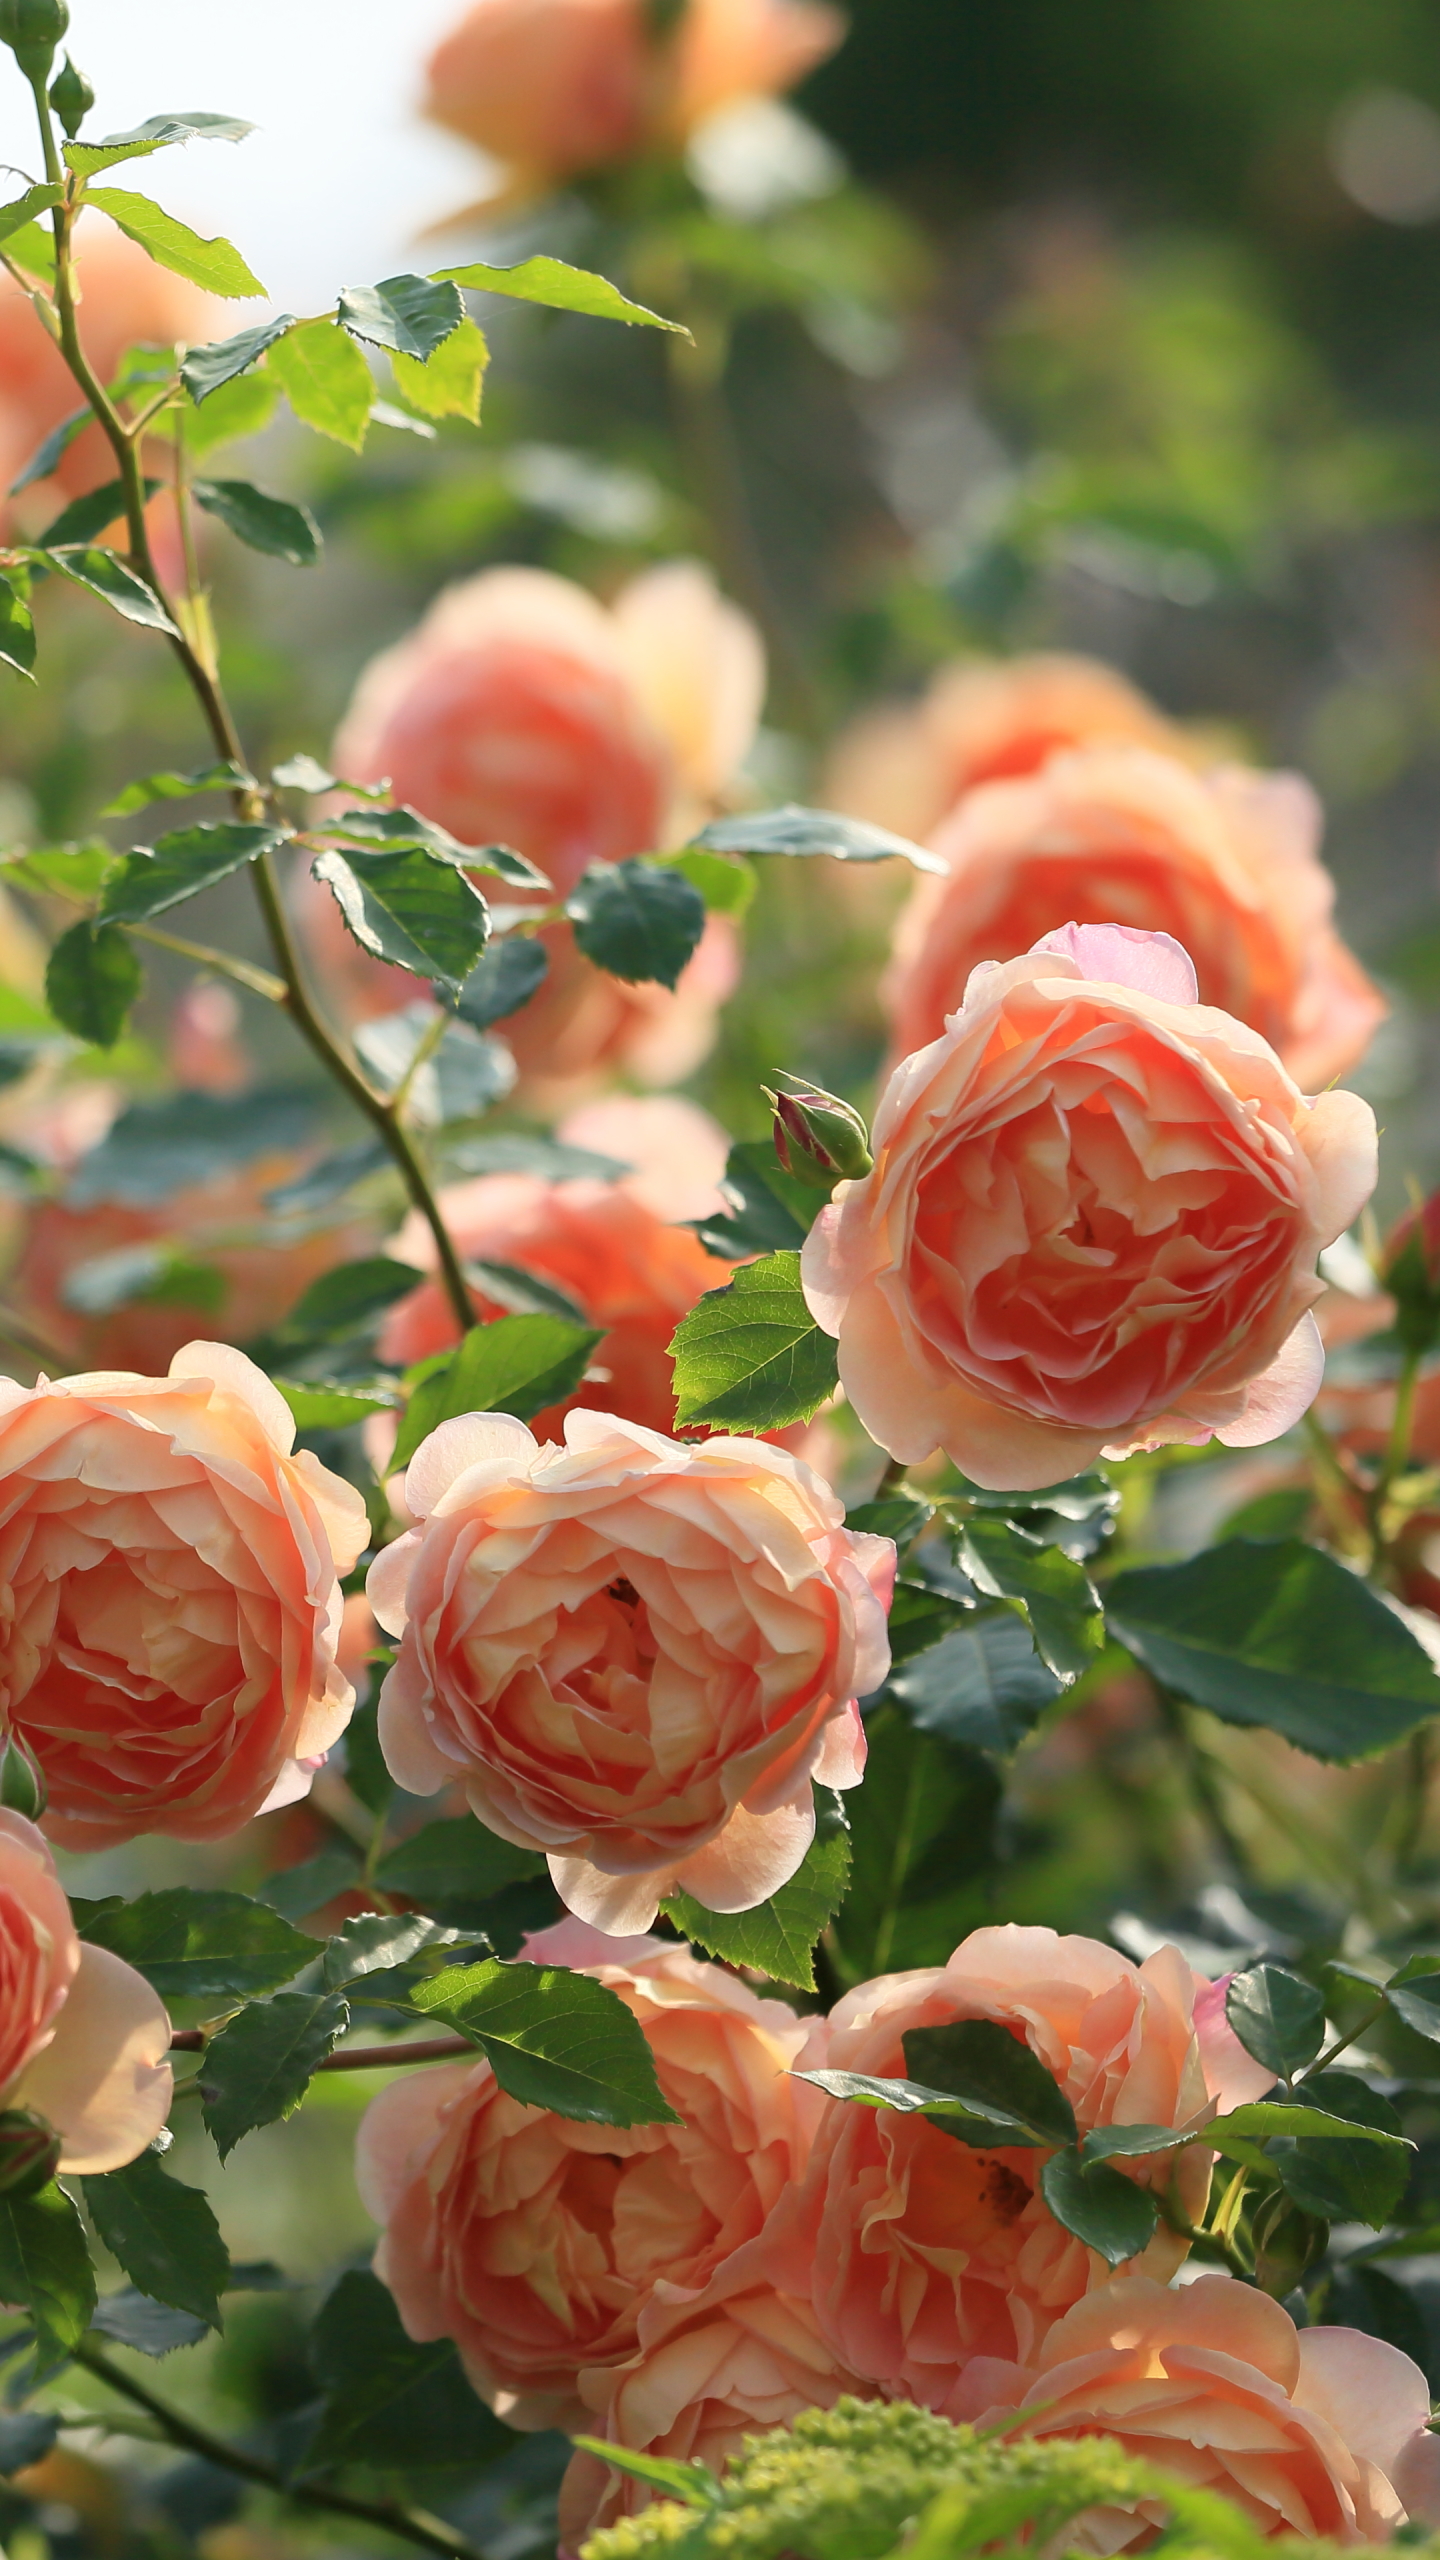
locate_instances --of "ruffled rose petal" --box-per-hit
[1032,920,1200,1006]
[669,1793,817,1913]
[169,1339,297,1452]
[406,1412,538,1519]
[1215,1312,1325,1449]
[546,1856,667,1937]
[16,1943,171,2173]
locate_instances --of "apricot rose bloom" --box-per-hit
[0,1809,171,2172]
[802,923,1378,1491]
[770,1926,1273,2414]
[953,2275,1440,2544]
[367,1410,893,1932]
[884,747,1385,1093]
[0,1345,369,1847]
[356,1919,827,2436]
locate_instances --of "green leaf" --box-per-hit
[80,1888,314,1998]
[307,2269,509,2472]
[183,368,278,458]
[663,846,757,917]
[275,1380,397,1432]
[1040,2148,1159,2265]
[9,407,87,495]
[438,1132,629,1183]
[82,2153,229,2328]
[902,2019,1079,2147]
[192,477,320,565]
[45,920,141,1047]
[1224,1965,1325,2082]
[264,1141,389,1215]
[2,839,114,898]
[0,2411,58,2471]
[1218,1486,1316,1544]
[259,1847,361,1922]
[0,2182,94,2365]
[38,477,158,548]
[0,565,35,679]
[692,1139,817,1260]
[390,316,487,421]
[689,803,946,874]
[71,1086,319,1206]
[391,1314,605,1470]
[66,112,254,176]
[98,819,288,925]
[90,2292,208,2357]
[373,1820,545,1920]
[0,183,62,243]
[101,761,252,816]
[453,935,548,1031]
[323,804,548,892]
[887,1611,1063,1755]
[43,544,178,633]
[954,1519,1103,1683]
[277,1256,423,1348]
[313,846,491,994]
[84,188,265,297]
[662,1797,850,1990]
[1106,1539,1440,1761]
[566,858,706,988]
[669,1249,838,1433]
[182,314,297,403]
[266,319,373,450]
[201,1992,350,2159]
[2,220,55,283]
[322,1913,468,1991]
[568,2440,721,2508]
[1385,1972,1440,2040]
[435,253,686,332]
[407,1959,679,2125]
[339,273,464,359]
[1269,2071,1410,2229]
[847,1493,934,1546]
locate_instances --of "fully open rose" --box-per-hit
[367,1410,893,1932]
[770,1925,1272,2412]
[0,1809,171,2172]
[0,1345,369,1846]
[952,2275,1440,2545]
[802,922,1378,1491]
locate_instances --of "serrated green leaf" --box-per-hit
[82,2153,229,2328]
[887,1611,1063,1756]
[407,1959,679,2125]
[663,1798,850,1990]
[70,1085,318,1206]
[181,314,297,403]
[307,2268,509,2472]
[324,803,548,891]
[0,565,35,679]
[84,188,264,297]
[45,920,141,1047]
[0,2182,94,2366]
[955,1518,1103,1683]
[2,839,114,899]
[452,935,549,1031]
[391,1313,605,1470]
[1224,1965,1325,2082]
[89,2293,208,2357]
[321,1913,466,1991]
[313,846,491,994]
[435,253,686,332]
[276,1256,423,1348]
[566,857,706,988]
[903,2019,1079,2147]
[98,820,288,925]
[390,315,487,421]
[43,544,178,633]
[1385,1972,1440,2040]
[202,1992,349,2158]
[80,1888,315,1998]
[192,477,320,565]
[373,1820,545,1919]
[0,183,62,243]
[692,1139,817,1260]
[266,319,373,449]
[100,761,251,817]
[1268,2071,1410,2229]
[339,273,464,359]
[669,1249,837,1432]
[689,803,946,874]
[66,113,253,177]
[1040,2148,1158,2265]
[183,367,278,458]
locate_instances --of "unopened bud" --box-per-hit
[0,0,69,81]
[0,1734,46,1823]
[48,50,91,136]
[0,2110,60,2201]
[1381,1190,1440,1356]
[766,1080,873,1192]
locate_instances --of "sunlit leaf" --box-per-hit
[84,187,265,297]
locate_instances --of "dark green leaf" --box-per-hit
[182,314,297,402]
[1079,2122,1197,2163]
[1224,1965,1325,2082]
[313,846,491,993]
[45,920,141,1047]
[83,188,265,297]
[275,1380,397,1431]
[0,2409,58,2470]
[0,566,35,679]
[98,820,287,925]
[407,1959,679,2125]
[453,936,549,1031]
[888,1610,1063,1757]
[569,2439,719,2507]
[955,1518,1103,1683]
[669,1249,838,1433]
[89,2292,208,2357]
[689,803,946,874]
[1040,2149,1159,2264]
[277,1256,423,1348]
[71,1087,319,1206]
[390,315,487,421]
[82,2153,229,2327]
[430,1020,515,1123]
[1270,2072,1410,2229]
[202,1992,350,2159]
[1106,1539,1440,1761]
[1218,1487,1316,1544]
[391,1314,604,1470]
[37,478,156,549]
[829,1705,1002,1978]
[566,858,706,989]
[468,1261,588,1322]
[902,2019,1078,2147]
[322,804,548,891]
[10,408,87,496]
[100,760,251,815]
[322,1913,466,1991]
[374,1821,546,1921]
[44,545,178,633]
[1384,1972,1440,2041]
[263,1140,389,1215]
[307,2268,509,2472]
[435,253,685,331]
[0,183,62,244]
[1325,2264,1432,2380]
[267,320,373,450]
[692,1140,817,1260]
[663,1797,851,1990]
[339,274,464,360]
[258,1848,361,1922]
[192,477,321,565]
[80,1889,315,1998]
[847,1493,935,1546]
[0,2182,95,2364]
[438,1131,629,1183]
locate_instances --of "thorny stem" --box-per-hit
[70,2339,486,2560]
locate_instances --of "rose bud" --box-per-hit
[47,51,91,134]
[1380,1190,1440,1356]
[767,1081,873,1191]
[0,0,68,78]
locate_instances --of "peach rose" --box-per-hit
[367,1409,892,1931]
[356,1919,823,2435]
[802,923,1378,1490]
[953,2274,1440,2546]
[770,1924,1273,2411]
[883,748,1385,1092]
[0,1344,369,1847]
[0,1808,171,2172]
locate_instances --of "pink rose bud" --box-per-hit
[767,1081,873,1191]
[1382,1190,1440,1355]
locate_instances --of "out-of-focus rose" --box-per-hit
[423,0,842,189]
[883,749,1385,1093]
[357,1919,821,2436]
[803,923,1378,1491]
[0,1808,172,2171]
[0,1345,369,1847]
[952,2275,1440,2545]
[166,984,251,1096]
[771,1925,1271,2413]
[367,1409,892,1932]
[557,1094,730,1223]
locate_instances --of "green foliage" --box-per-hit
[690,804,946,873]
[83,2153,230,2328]
[453,933,548,1029]
[273,1255,423,1350]
[390,316,488,421]
[391,1313,604,1467]
[0,180,62,242]
[39,475,156,545]
[567,857,708,988]
[323,804,548,890]
[181,313,295,402]
[373,1819,546,1919]
[692,1140,818,1259]
[435,253,685,331]
[339,274,465,361]
[81,187,265,295]
[266,318,373,448]
[98,819,288,923]
[312,843,492,991]
[0,563,35,677]
[44,917,141,1044]
[64,111,253,176]
[1224,1965,1326,2081]
[902,2018,1078,2145]
[406,1958,680,2125]
[0,2182,95,2366]
[192,477,321,564]
[201,1992,351,2159]
[43,542,177,631]
[887,1610,1065,1753]
[663,1798,852,1991]
[79,1888,315,1997]
[1038,2146,1159,2264]
[307,2269,511,2471]
[953,1519,1103,1682]
[669,1251,839,1431]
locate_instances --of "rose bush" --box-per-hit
[802,921,1377,1489]
[367,1408,892,1931]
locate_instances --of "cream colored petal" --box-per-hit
[1214,1313,1324,1449]
[168,1340,297,1451]
[546,1855,664,1936]
[15,1944,172,2174]
[408,1412,538,1518]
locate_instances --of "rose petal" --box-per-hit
[1031,920,1200,1007]
[1215,1311,1324,1448]
[16,1943,171,2173]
